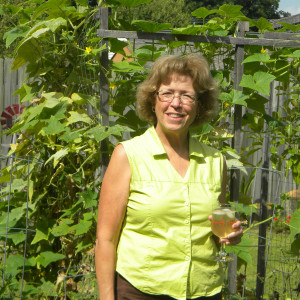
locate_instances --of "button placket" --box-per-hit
[183,183,191,266]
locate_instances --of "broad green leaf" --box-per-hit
[77,93,99,111]
[3,26,30,48]
[79,188,98,209]
[219,90,248,106]
[39,279,57,297]
[291,50,300,58]
[12,38,43,70]
[71,219,93,236]
[43,116,66,135]
[277,22,300,32]
[116,0,152,8]
[291,236,300,255]
[5,254,23,277]
[191,7,218,19]
[112,61,144,72]
[226,236,252,265]
[243,53,271,64]
[31,28,50,39]
[0,178,27,194]
[31,220,53,244]
[36,251,65,268]
[263,114,285,129]
[59,128,82,143]
[289,208,300,240]
[240,72,276,96]
[245,93,268,114]
[217,4,244,19]
[229,202,256,215]
[75,240,92,255]
[43,17,67,32]
[45,149,68,168]
[132,20,171,33]
[172,26,202,35]
[13,84,37,103]
[252,17,274,32]
[51,218,74,237]
[86,126,110,142]
[9,232,26,245]
[135,45,163,61]
[67,111,92,125]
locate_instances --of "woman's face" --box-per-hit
[154,73,198,137]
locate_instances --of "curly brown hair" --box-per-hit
[136,54,219,126]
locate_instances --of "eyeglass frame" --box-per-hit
[156,90,198,105]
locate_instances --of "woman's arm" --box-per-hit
[95,144,131,300]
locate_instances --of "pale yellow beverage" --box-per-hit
[211,207,235,238]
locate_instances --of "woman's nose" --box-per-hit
[170,95,182,107]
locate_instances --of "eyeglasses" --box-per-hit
[156,90,197,105]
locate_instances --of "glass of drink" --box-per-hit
[211,204,236,262]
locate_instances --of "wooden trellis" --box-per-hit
[96,7,300,299]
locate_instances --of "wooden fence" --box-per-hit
[0,58,27,157]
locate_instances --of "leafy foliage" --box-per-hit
[0,0,299,298]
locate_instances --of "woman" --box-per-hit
[95,54,243,300]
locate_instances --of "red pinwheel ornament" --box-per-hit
[1,104,26,130]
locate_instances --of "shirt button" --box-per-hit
[185,256,190,261]
[184,201,189,206]
[184,220,189,224]
[185,238,189,243]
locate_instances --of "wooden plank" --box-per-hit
[264,31,300,40]
[228,21,248,296]
[99,7,110,176]
[270,13,300,29]
[97,29,300,48]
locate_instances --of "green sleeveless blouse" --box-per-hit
[117,126,224,299]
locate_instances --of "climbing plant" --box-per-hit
[0,0,299,298]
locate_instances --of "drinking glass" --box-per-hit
[211,204,236,262]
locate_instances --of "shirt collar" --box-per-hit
[146,126,204,158]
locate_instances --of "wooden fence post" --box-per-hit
[255,84,273,299]
[99,7,110,177]
[228,21,249,296]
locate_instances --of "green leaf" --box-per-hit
[246,93,268,114]
[289,208,300,240]
[45,149,69,168]
[43,116,66,135]
[79,188,98,209]
[217,4,244,19]
[51,218,74,237]
[13,84,38,103]
[12,38,43,70]
[115,0,152,8]
[3,26,30,48]
[66,110,92,125]
[191,7,218,19]
[240,72,276,96]
[71,219,93,236]
[132,20,171,33]
[252,17,274,32]
[226,236,252,265]
[31,220,53,244]
[112,61,144,73]
[9,232,26,246]
[219,90,248,106]
[39,279,57,297]
[243,53,271,64]
[86,126,110,142]
[172,25,201,35]
[263,114,285,129]
[59,128,82,143]
[75,240,92,255]
[36,251,65,268]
